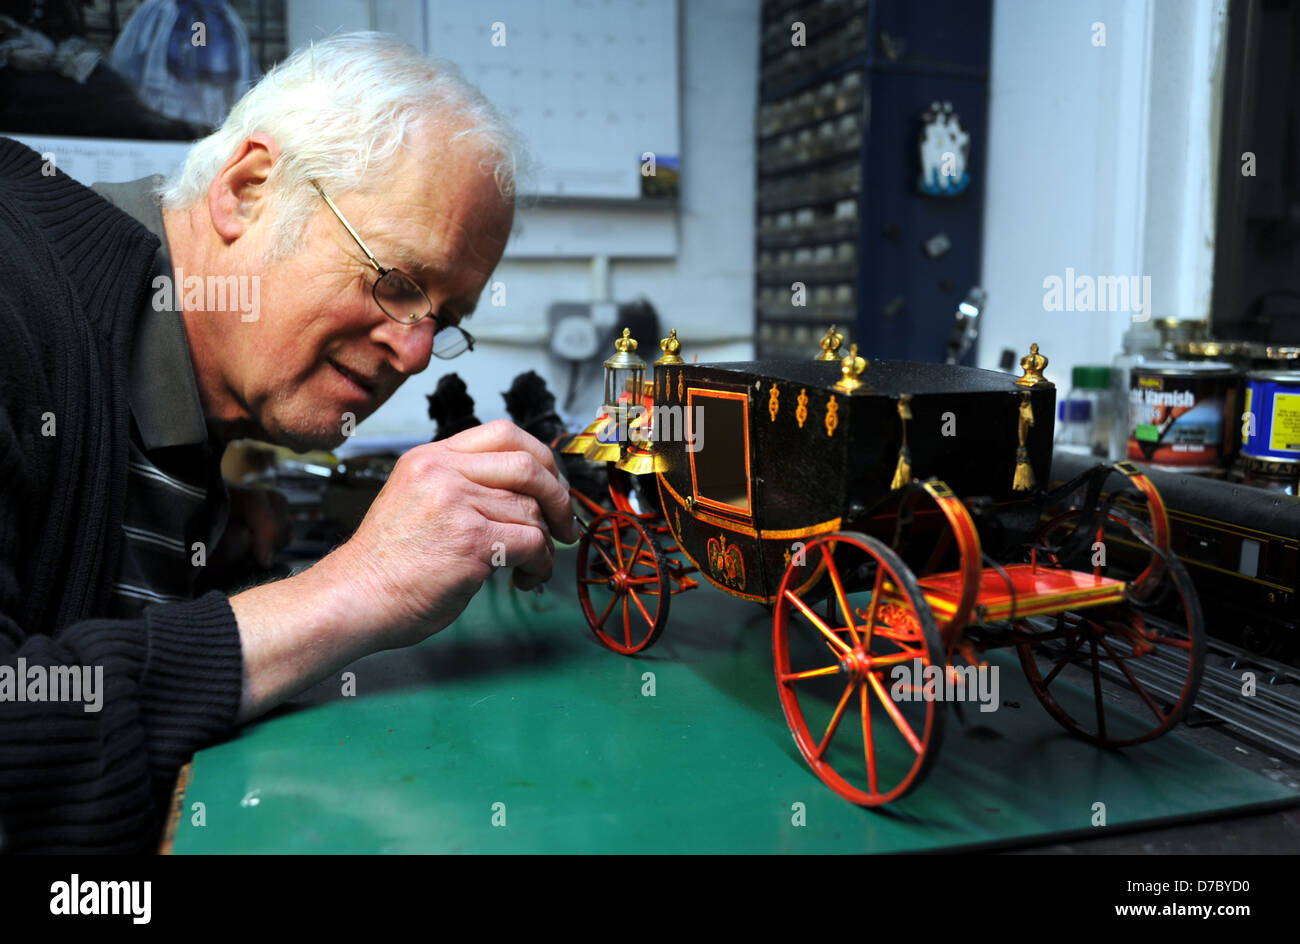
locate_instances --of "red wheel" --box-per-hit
[1017,508,1205,746]
[773,531,947,805]
[577,511,671,655]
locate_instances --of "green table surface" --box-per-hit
[173,548,1299,853]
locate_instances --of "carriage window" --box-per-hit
[689,391,751,513]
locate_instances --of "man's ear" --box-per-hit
[208,133,281,241]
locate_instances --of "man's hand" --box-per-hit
[229,419,581,721]
[331,419,579,649]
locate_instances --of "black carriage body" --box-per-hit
[653,359,1055,603]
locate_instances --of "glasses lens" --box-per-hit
[374,270,430,324]
[432,325,471,359]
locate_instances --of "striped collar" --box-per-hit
[91,176,209,450]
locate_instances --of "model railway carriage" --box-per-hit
[560,328,1205,807]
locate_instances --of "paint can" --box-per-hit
[1241,370,1300,463]
[1128,361,1237,472]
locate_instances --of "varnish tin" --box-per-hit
[1128,361,1237,472]
[1242,370,1300,464]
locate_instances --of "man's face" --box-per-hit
[220,126,513,451]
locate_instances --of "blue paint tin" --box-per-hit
[1242,370,1300,464]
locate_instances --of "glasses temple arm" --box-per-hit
[312,182,385,274]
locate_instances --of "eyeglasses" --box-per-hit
[312,181,474,359]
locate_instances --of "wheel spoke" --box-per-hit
[1042,629,1085,688]
[861,563,887,648]
[622,594,630,647]
[1100,635,1169,723]
[822,543,860,646]
[595,593,618,629]
[784,589,852,655]
[867,671,924,754]
[860,684,877,794]
[612,523,626,568]
[589,540,620,576]
[628,587,655,627]
[1090,635,1107,740]
[626,531,646,572]
[782,664,843,684]
[816,681,856,759]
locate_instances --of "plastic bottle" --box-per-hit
[1108,323,1165,460]
[1056,366,1112,457]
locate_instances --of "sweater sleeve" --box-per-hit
[0,351,244,856]
[0,596,244,853]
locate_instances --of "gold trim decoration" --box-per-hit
[833,344,869,394]
[762,518,843,539]
[815,325,844,361]
[656,328,684,365]
[707,532,746,591]
[796,388,808,428]
[1013,391,1035,491]
[783,547,792,568]
[890,394,913,489]
[768,384,780,422]
[615,445,665,475]
[677,371,683,401]
[825,395,839,437]
[1015,343,1051,387]
[657,473,758,536]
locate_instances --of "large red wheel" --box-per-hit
[773,531,947,805]
[1016,508,1204,747]
[577,511,671,655]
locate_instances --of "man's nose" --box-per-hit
[372,318,435,375]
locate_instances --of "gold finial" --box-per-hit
[614,328,637,354]
[834,344,869,393]
[815,325,844,361]
[656,328,684,365]
[1015,343,1051,387]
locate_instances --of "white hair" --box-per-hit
[159,32,524,258]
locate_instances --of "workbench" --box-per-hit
[166,548,1298,853]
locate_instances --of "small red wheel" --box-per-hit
[577,511,671,655]
[1017,508,1204,747]
[773,531,947,805]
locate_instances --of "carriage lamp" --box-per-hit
[815,325,844,361]
[584,328,646,462]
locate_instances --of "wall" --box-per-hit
[978,0,1226,389]
[353,0,759,440]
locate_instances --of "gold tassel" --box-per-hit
[891,446,913,490]
[1013,393,1035,491]
[891,395,913,489]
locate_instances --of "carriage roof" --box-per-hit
[678,358,1033,399]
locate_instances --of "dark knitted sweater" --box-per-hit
[0,138,244,853]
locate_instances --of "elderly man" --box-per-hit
[0,33,576,852]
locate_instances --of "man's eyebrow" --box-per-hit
[384,244,478,319]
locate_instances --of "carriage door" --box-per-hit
[686,386,767,600]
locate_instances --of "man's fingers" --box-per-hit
[487,520,554,588]
[442,419,564,483]
[457,451,578,543]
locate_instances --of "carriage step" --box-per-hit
[914,563,1127,622]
